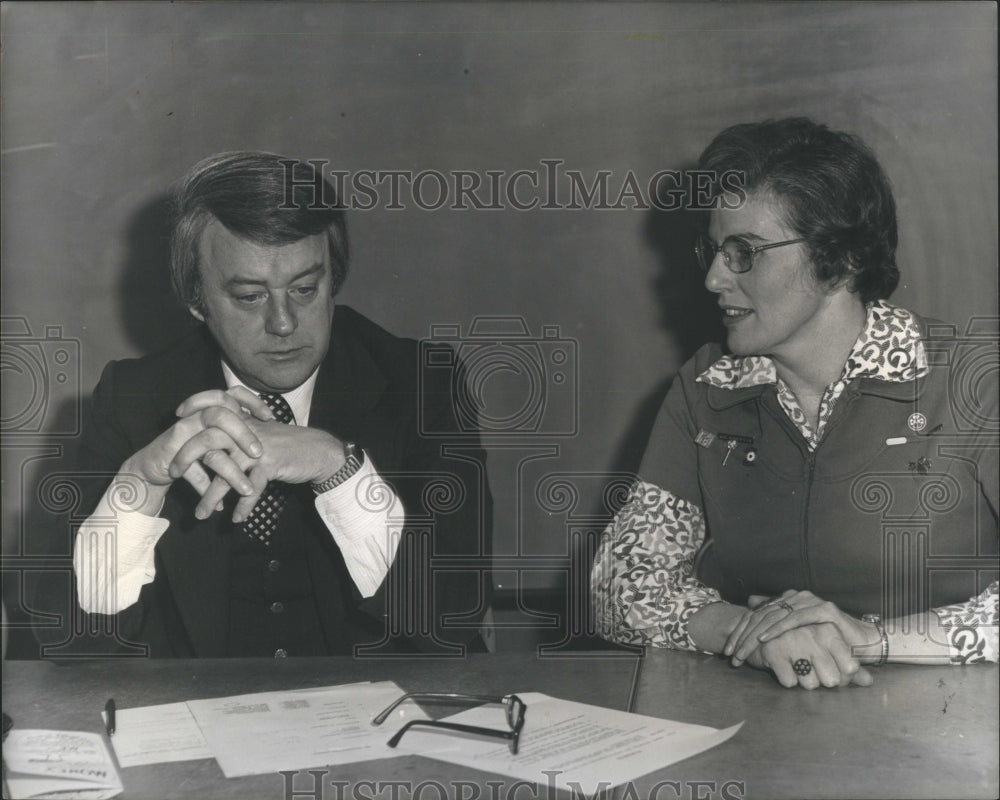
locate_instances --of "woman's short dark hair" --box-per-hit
[698,117,899,302]
[170,152,349,311]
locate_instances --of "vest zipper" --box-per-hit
[801,452,817,589]
[797,389,860,591]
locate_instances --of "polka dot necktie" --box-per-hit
[243,392,294,545]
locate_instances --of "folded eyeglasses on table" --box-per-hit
[371,692,527,755]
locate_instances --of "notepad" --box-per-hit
[2,729,123,800]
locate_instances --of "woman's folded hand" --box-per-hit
[740,622,875,689]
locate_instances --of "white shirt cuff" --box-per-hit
[73,488,169,614]
[314,454,403,598]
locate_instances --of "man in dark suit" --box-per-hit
[52,152,491,657]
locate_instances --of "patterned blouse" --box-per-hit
[592,301,998,664]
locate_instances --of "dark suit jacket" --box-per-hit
[39,306,492,657]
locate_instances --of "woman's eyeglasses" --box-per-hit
[371,692,526,755]
[694,233,805,274]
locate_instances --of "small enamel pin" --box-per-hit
[887,422,942,446]
[719,433,755,466]
[907,412,927,433]
[909,456,932,474]
[694,429,716,448]
[722,439,738,466]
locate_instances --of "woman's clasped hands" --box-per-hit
[724,591,880,689]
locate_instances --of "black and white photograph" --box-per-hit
[1,2,997,798]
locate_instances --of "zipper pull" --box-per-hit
[722,439,738,466]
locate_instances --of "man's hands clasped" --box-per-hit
[119,387,346,521]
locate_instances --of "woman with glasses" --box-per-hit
[592,117,997,689]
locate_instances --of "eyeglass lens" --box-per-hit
[695,234,752,272]
[506,696,525,729]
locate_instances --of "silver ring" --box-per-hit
[777,600,795,613]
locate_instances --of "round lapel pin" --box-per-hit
[907,412,927,433]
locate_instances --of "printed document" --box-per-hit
[101,701,212,768]
[184,681,424,778]
[391,692,742,794]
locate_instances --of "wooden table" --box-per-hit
[2,651,996,799]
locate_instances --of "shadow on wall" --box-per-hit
[5,393,88,658]
[608,184,723,479]
[118,193,197,354]
[6,197,195,658]
[526,181,724,653]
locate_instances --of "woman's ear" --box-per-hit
[832,259,860,294]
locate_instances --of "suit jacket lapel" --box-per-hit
[309,313,388,440]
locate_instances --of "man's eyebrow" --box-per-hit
[223,263,326,288]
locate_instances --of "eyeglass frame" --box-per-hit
[694,232,806,274]
[371,692,527,755]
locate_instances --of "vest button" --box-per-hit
[267,559,281,573]
[270,601,285,614]
[274,648,288,658]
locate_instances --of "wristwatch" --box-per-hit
[311,442,364,495]
[861,613,889,666]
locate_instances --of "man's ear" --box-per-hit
[188,305,206,323]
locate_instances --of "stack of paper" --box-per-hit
[3,729,123,800]
[104,683,742,793]
[106,680,424,778]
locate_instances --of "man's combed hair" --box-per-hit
[699,118,899,302]
[170,152,349,311]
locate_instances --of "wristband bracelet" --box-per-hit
[861,613,889,666]
[311,442,363,495]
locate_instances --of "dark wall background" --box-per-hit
[2,3,996,645]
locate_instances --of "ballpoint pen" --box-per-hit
[105,698,116,737]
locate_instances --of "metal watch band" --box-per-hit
[862,613,889,667]
[311,442,363,495]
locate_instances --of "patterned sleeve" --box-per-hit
[591,479,722,652]
[933,581,999,664]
